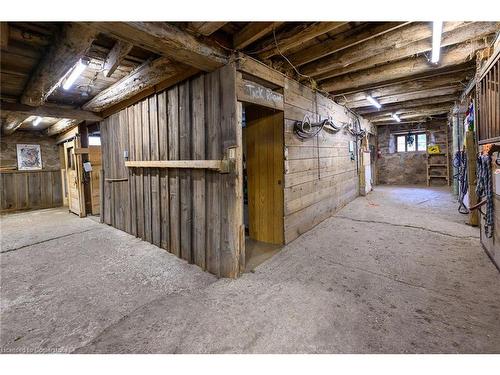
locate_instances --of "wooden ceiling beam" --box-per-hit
[368,104,454,122]
[82,57,196,112]
[336,71,472,105]
[357,94,458,116]
[301,22,468,78]
[188,22,227,36]
[102,40,134,78]
[1,114,26,135]
[20,23,98,107]
[288,22,409,67]
[233,22,284,50]
[82,22,228,71]
[316,22,500,80]
[322,40,487,93]
[45,119,81,136]
[348,86,462,109]
[256,22,349,60]
[1,101,102,121]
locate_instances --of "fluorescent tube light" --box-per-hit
[391,113,401,122]
[33,116,42,126]
[431,21,443,63]
[366,95,381,109]
[63,59,89,90]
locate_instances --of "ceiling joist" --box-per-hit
[102,40,134,78]
[316,22,500,81]
[335,70,473,105]
[322,39,488,93]
[1,101,102,121]
[288,22,409,67]
[188,22,227,36]
[82,57,194,112]
[256,22,349,60]
[81,22,228,71]
[301,22,469,79]
[20,23,98,107]
[233,22,284,50]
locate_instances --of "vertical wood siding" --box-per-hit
[0,170,62,213]
[282,78,371,243]
[100,66,241,278]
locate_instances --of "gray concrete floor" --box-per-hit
[1,186,499,353]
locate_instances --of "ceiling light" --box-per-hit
[33,116,42,126]
[431,21,443,63]
[63,59,89,90]
[366,95,381,109]
[391,113,401,122]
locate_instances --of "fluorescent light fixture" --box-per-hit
[63,59,89,90]
[33,116,42,126]
[366,95,381,109]
[391,113,401,122]
[431,21,443,63]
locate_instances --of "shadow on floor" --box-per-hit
[245,238,282,272]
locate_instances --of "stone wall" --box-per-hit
[0,131,61,170]
[377,122,448,185]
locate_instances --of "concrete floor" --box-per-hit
[1,186,499,353]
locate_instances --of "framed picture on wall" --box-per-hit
[16,144,42,170]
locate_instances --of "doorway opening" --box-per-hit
[242,104,285,271]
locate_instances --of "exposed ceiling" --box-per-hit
[1,21,499,136]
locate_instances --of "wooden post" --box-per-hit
[466,131,479,226]
[99,169,104,223]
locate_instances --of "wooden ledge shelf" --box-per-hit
[125,160,228,172]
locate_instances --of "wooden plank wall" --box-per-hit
[100,65,242,278]
[0,170,62,213]
[283,78,372,243]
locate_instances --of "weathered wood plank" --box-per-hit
[82,22,228,71]
[179,81,192,263]
[1,101,102,122]
[288,22,408,67]
[157,91,170,250]
[167,86,181,258]
[149,95,161,247]
[1,114,26,135]
[219,63,241,278]
[322,39,489,93]
[188,22,227,36]
[236,53,286,87]
[103,40,133,78]
[125,160,223,169]
[191,75,206,269]
[256,22,348,60]
[233,22,283,50]
[302,22,468,78]
[236,76,284,110]
[83,57,178,112]
[205,69,222,276]
[127,105,137,236]
[142,98,152,243]
[21,23,97,106]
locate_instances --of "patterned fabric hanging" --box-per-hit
[476,154,494,238]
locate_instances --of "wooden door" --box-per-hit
[64,140,84,216]
[245,107,284,244]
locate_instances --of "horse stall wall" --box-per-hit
[1,131,63,213]
[100,64,243,278]
[282,79,373,243]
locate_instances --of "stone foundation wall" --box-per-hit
[377,122,447,185]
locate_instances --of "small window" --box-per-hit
[88,136,101,146]
[417,133,427,151]
[396,133,426,152]
[397,136,406,152]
